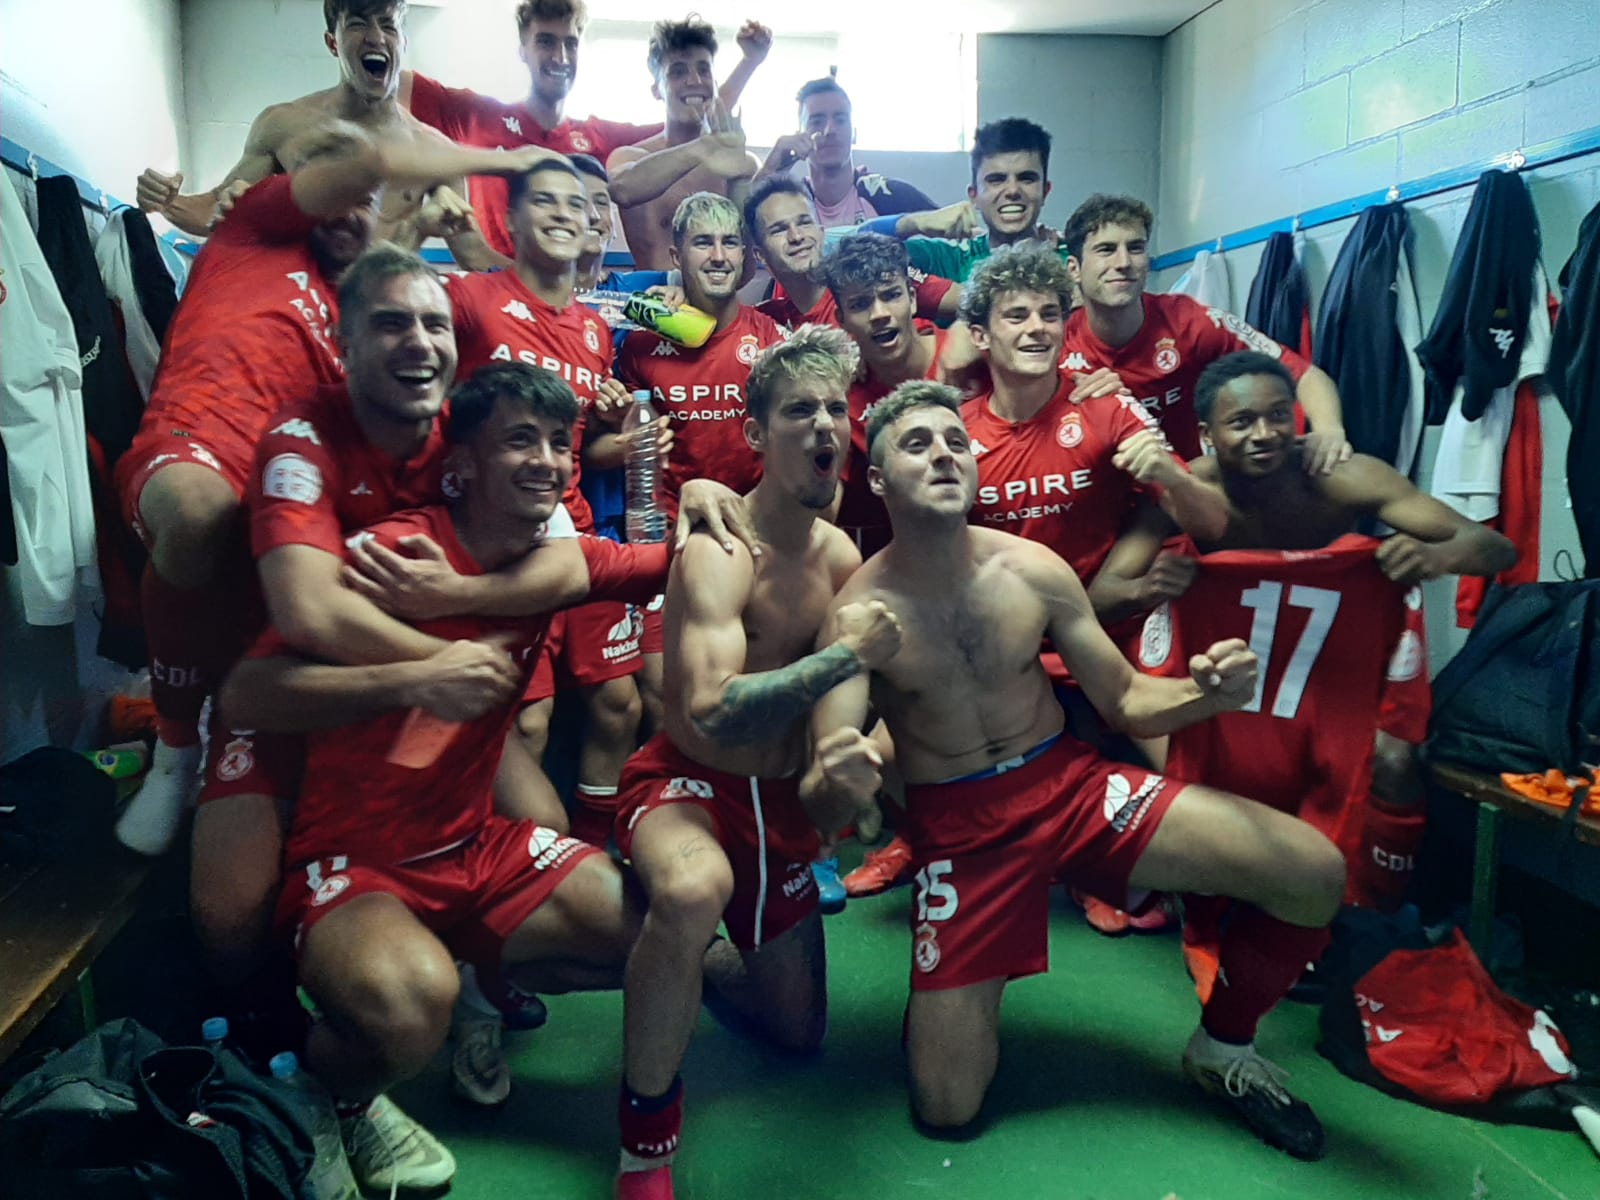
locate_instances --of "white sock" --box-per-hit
[113,738,201,856]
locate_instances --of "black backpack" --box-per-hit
[1427,580,1600,774]
[0,1018,313,1199]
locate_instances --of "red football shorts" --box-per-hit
[616,733,819,951]
[117,426,256,542]
[902,734,1181,992]
[523,600,644,704]
[640,593,666,656]
[277,816,599,969]
[198,707,305,808]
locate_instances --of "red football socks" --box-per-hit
[1348,797,1426,911]
[1201,907,1331,1045]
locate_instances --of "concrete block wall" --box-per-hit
[1155,0,1600,669]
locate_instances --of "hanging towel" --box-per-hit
[1546,200,1600,577]
[1313,203,1423,472]
[1167,248,1233,311]
[1416,170,1541,425]
[0,173,99,625]
[1245,230,1311,357]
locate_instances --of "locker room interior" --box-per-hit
[2,0,1598,1197]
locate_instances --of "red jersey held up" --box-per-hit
[1137,534,1411,851]
[248,384,447,560]
[407,73,660,259]
[446,270,614,532]
[617,306,785,514]
[1059,293,1311,459]
[962,372,1184,584]
[122,177,345,481]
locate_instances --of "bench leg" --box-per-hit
[77,969,98,1034]
[1469,801,1502,961]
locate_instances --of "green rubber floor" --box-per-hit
[390,884,1598,1200]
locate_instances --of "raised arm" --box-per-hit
[1033,543,1255,738]
[716,21,772,109]
[606,103,755,208]
[1295,364,1351,475]
[1326,454,1518,582]
[798,593,885,837]
[1112,427,1229,542]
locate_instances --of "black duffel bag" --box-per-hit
[0,1017,312,1199]
[1427,580,1600,774]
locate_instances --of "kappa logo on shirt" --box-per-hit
[270,418,322,445]
[650,341,680,357]
[501,299,536,324]
[969,436,988,457]
[503,114,523,137]
[1062,351,1090,372]
[350,481,373,496]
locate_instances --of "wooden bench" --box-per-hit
[0,843,152,1064]
[1428,761,1599,958]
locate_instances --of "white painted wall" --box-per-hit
[0,0,185,201]
[1155,0,1600,668]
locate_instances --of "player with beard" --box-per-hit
[1092,353,1513,985]
[112,120,564,858]
[803,381,1347,1160]
[744,176,958,329]
[607,17,767,271]
[610,327,896,1199]
[1060,193,1350,471]
[612,191,787,730]
[219,363,669,1189]
[860,118,1066,283]
[137,0,477,239]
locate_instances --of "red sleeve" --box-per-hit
[589,119,665,158]
[580,538,670,604]
[407,73,479,142]
[214,175,318,246]
[1192,300,1310,382]
[249,411,347,558]
[912,272,954,322]
[444,274,478,341]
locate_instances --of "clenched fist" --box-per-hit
[405,639,522,721]
[1189,638,1258,711]
[1113,429,1183,488]
[136,167,182,214]
[812,727,884,824]
[834,599,903,669]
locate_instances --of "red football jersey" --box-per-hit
[757,268,953,329]
[248,385,447,559]
[407,73,660,259]
[447,270,614,532]
[1137,535,1411,849]
[617,306,785,514]
[962,372,1182,583]
[138,176,343,448]
[1059,292,1311,458]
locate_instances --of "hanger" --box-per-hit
[25,152,39,181]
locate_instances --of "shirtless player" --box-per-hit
[137,0,453,237]
[609,326,897,1198]
[805,381,1349,1160]
[607,17,763,270]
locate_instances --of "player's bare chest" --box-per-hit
[741,565,833,670]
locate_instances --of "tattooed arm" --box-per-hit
[673,535,902,748]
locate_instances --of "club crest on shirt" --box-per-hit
[736,335,761,365]
[1139,601,1173,668]
[913,922,941,973]
[569,131,592,153]
[216,736,255,782]
[312,875,349,906]
[1154,337,1181,374]
[1057,411,1084,448]
[583,319,601,353]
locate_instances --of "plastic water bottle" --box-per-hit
[269,1052,359,1200]
[201,1017,229,1048]
[624,389,668,545]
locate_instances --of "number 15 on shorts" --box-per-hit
[915,860,959,922]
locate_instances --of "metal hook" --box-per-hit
[1385,183,1401,203]
[99,190,110,213]
[1506,149,1527,171]
[1290,213,1302,233]
[26,152,39,180]
[1214,235,1223,253]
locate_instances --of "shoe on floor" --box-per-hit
[843,836,913,898]
[616,1163,675,1199]
[113,738,201,856]
[1073,889,1130,936]
[1182,942,1221,1006]
[1181,1027,1326,1160]
[340,1093,457,1190]
[812,857,847,914]
[451,1015,512,1107]
[1125,893,1175,932]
